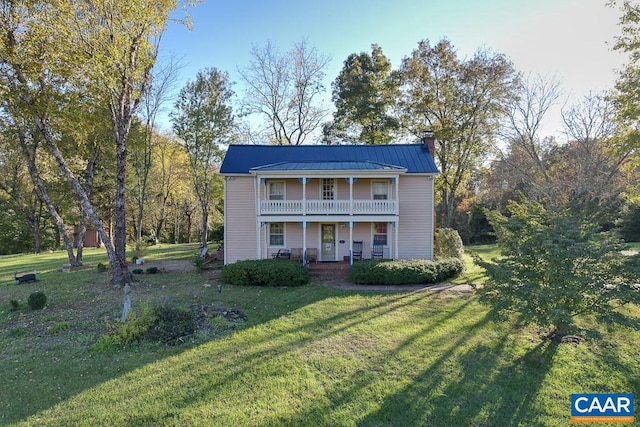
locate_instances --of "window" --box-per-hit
[372,181,389,200]
[269,223,284,246]
[268,181,285,200]
[322,178,335,200]
[373,222,388,245]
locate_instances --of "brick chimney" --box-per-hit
[421,130,435,156]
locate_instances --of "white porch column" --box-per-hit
[394,221,399,259]
[302,221,308,266]
[349,221,354,265]
[302,177,307,215]
[349,177,353,215]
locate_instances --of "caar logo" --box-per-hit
[571,393,634,423]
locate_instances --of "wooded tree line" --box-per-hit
[2,0,640,287]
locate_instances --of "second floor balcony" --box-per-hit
[259,199,397,216]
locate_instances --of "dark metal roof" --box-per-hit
[220,144,438,174]
[251,161,406,172]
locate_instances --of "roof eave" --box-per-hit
[249,168,408,176]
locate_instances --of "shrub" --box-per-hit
[434,257,466,281]
[91,303,199,351]
[27,292,47,310]
[350,258,464,285]
[476,198,640,336]
[146,304,196,345]
[221,259,309,287]
[9,299,20,311]
[434,228,465,260]
[146,267,159,274]
[91,307,157,352]
[132,268,144,274]
[97,262,108,272]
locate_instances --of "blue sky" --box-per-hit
[159,0,627,139]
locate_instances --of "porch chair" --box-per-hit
[352,241,363,261]
[306,248,318,263]
[272,248,291,259]
[291,248,303,262]
[371,243,384,260]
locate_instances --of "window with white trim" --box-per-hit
[322,178,335,200]
[372,181,389,200]
[269,223,285,246]
[373,222,388,245]
[268,181,285,200]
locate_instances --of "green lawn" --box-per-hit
[0,244,638,426]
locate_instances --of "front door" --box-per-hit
[321,224,336,261]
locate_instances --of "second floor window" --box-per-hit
[322,178,335,200]
[372,181,389,200]
[268,181,285,200]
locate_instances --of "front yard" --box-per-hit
[0,244,638,425]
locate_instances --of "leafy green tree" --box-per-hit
[400,39,518,227]
[325,44,400,144]
[0,134,47,253]
[475,199,640,336]
[64,0,186,284]
[0,0,189,285]
[609,1,640,206]
[172,68,235,247]
[149,134,193,242]
[131,59,181,244]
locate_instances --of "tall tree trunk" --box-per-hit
[201,201,209,247]
[113,130,130,284]
[34,114,131,284]
[185,210,192,243]
[74,145,100,265]
[440,187,455,228]
[18,134,79,265]
[75,217,86,265]
[32,204,41,253]
[173,202,181,244]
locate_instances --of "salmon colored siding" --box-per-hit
[259,178,386,201]
[225,177,258,263]
[225,175,434,263]
[398,176,434,260]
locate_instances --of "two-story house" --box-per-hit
[219,137,438,265]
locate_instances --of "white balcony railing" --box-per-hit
[259,199,397,215]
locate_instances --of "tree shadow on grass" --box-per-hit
[10,287,450,425]
[358,326,559,426]
[268,297,484,426]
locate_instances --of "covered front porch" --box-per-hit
[257,219,398,264]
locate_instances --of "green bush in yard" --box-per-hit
[221,259,309,287]
[434,257,466,281]
[91,307,157,352]
[475,198,640,336]
[146,304,196,345]
[350,258,464,285]
[92,303,197,351]
[27,291,47,310]
[435,228,465,260]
